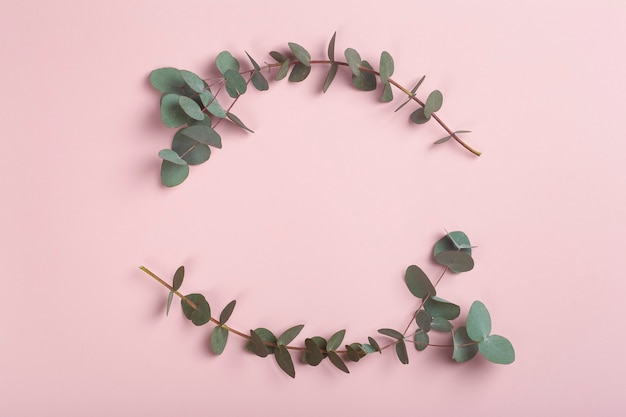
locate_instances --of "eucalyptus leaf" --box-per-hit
[478,335,515,364]
[378,328,404,340]
[395,340,409,364]
[158,149,187,166]
[161,160,189,187]
[416,310,432,332]
[288,42,311,66]
[275,345,296,378]
[414,331,429,351]
[368,336,382,353]
[304,338,324,366]
[328,351,349,373]
[288,63,311,82]
[423,90,443,118]
[275,59,290,81]
[179,125,222,148]
[215,51,240,75]
[345,344,362,362]
[394,75,425,112]
[166,291,174,316]
[466,301,491,342]
[409,108,431,124]
[269,51,287,63]
[248,329,270,357]
[160,93,187,128]
[246,328,276,355]
[219,300,236,324]
[226,112,254,133]
[178,95,205,121]
[251,71,269,91]
[352,61,376,91]
[360,344,377,354]
[180,293,211,326]
[381,82,393,102]
[379,51,394,83]
[453,327,479,363]
[322,63,338,93]
[277,324,305,346]
[434,250,474,273]
[179,70,205,93]
[245,51,262,71]
[224,69,247,98]
[211,326,229,355]
[431,317,452,332]
[149,68,185,94]
[424,296,460,320]
[344,48,362,76]
[434,130,472,145]
[327,32,336,62]
[199,90,227,118]
[172,130,210,165]
[327,329,346,351]
[404,265,436,299]
[172,266,184,291]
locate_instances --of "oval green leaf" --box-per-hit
[345,344,361,362]
[269,51,287,63]
[344,48,361,76]
[409,107,431,125]
[158,149,187,165]
[416,310,432,332]
[395,340,409,364]
[211,325,229,355]
[381,82,393,102]
[479,335,515,364]
[367,336,382,353]
[224,69,247,98]
[215,51,240,75]
[172,266,184,291]
[219,300,236,324]
[414,331,429,351]
[160,93,187,128]
[161,160,189,187]
[466,300,491,342]
[247,329,270,357]
[226,112,254,133]
[150,68,185,93]
[379,51,394,83]
[178,96,205,121]
[424,90,443,118]
[328,351,349,373]
[275,59,291,81]
[288,63,311,82]
[326,329,346,351]
[434,250,475,273]
[179,70,205,94]
[453,326,479,363]
[179,125,222,148]
[404,265,436,299]
[431,317,452,332]
[352,60,376,91]
[180,293,211,326]
[288,42,311,67]
[304,338,324,366]
[277,324,305,346]
[378,328,404,340]
[251,71,269,91]
[424,296,460,320]
[172,130,211,165]
[275,345,296,378]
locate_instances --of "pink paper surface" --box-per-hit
[2,1,625,415]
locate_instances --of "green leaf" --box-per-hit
[178,125,222,148]
[434,250,474,273]
[409,107,431,124]
[160,93,187,128]
[368,336,382,353]
[288,42,311,67]
[224,69,247,98]
[326,329,346,351]
[434,130,472,145]
[172,266,184,291]
[211,326,229,355]
[424,90,443,118]
[404,265,436,299]
[424,296,460,320]
[246,328,276,355]
[199,90,227,118]
[381,82,393,102]
[437,230,473,253]
[360,344,377,354]
[269,51,287,63]
[277,324,305,346]
[479,335,515,364]
[275,345,296,378]
[245,51,262,71]
[275,59,290,81]
[328,351,349,373]
[248,329,270,357]
[345,344,362,362]
[323,63,338,93]
[304,338,324,366]
[378,328,404,340]
[288,63,311,82]
[395,340,409,364]
[180,293,211,326]
[379,51,394,83]
[352,60,376,91]
[160,160,189,187]
[179,70,205,94]
[172,130,211,165]
[327,32,336,62]
[178,96,205,121]
[215,51,240,75]
[344,48,362,76]
[251,71,269,91]
[394,75,425,112]
[453,327,479,363]
[466,301,491,342]
[166,291,174,316]
[219,300,236,324]
[416,310,432,332]
[150,68,185,93]
[158,149,187,165]
[226,112,254,133]
[431,317,452,332]
[414,331,429,351]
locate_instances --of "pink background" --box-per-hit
[2,0,625,415]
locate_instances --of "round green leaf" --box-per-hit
[160,93,187,128]
[379,51,394,83]
[414,331,429,351]
[352,60,376,91]
[251,71,269,91]
[326,329,346,351]
[344,48,362,76]
[269,51,287,63]
[179,125,222,148]
[199,91,227,118]
[158,149,187,165]
[345,344,361,362]
[149,68,185,93]
[304,338,324,366]
[453,326,479,363]
[288,63,311,82]
[430,317,452,332]
[424,296,460,320]
[424,90,443,118]
[466,300,491,342]
[479,335,515,364]
[224,69,247,98]
[247,329,270,357]
[416,310,432,332]
[409,107,431,125]
[211,325,229,355]
[434,250,475,273]
[367,336,381,353]
[172,130,211,165]
[275,59,290,81]
[179,70,205,94]
[180,293,211,326]
[288,42,311,66]
[404,265,436,299]
[160,160,189,187]
[178,96,204,121]
[434,231,473,255]
[215,51,240,75]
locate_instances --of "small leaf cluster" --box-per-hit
[142,231,514,379]
[149,33,480,187]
